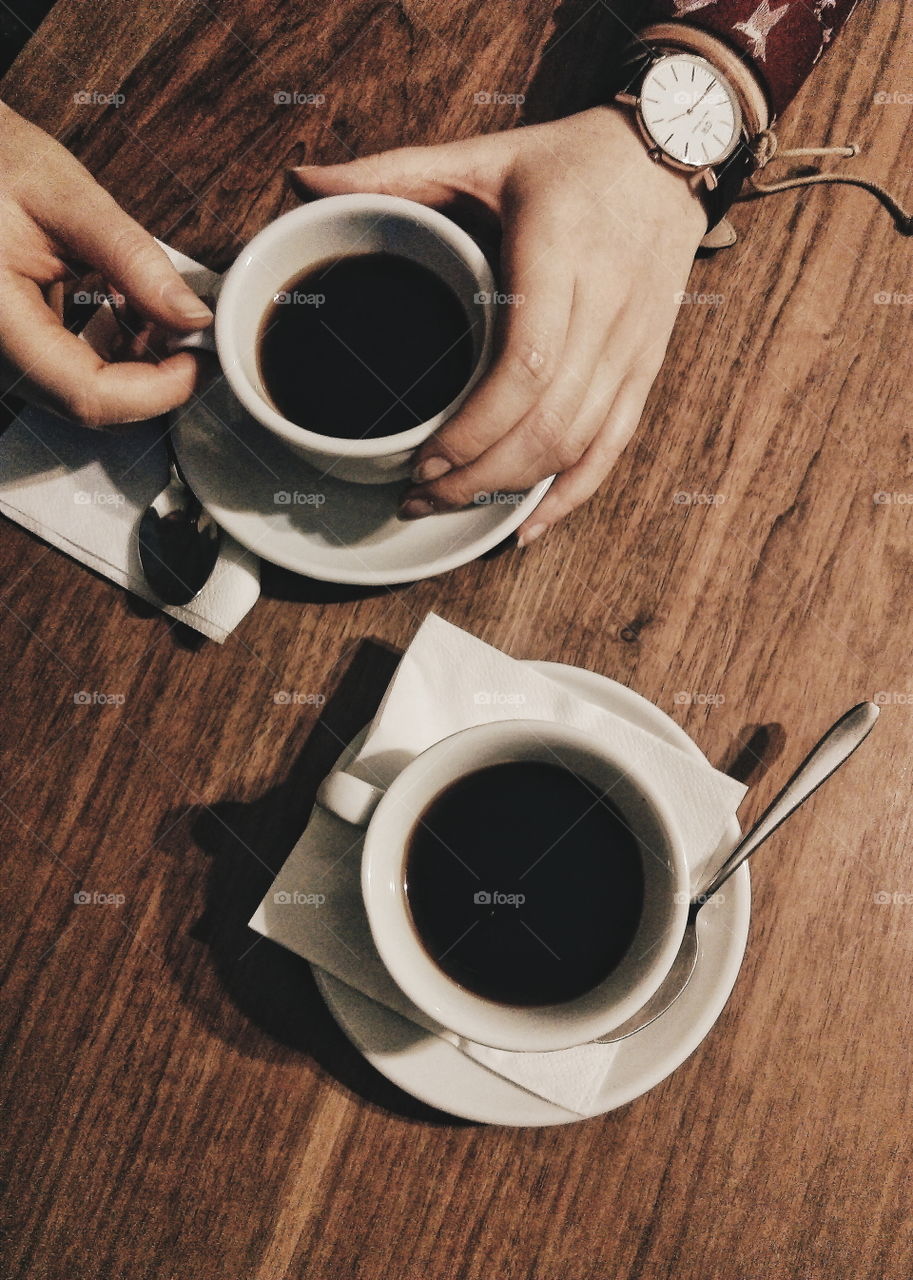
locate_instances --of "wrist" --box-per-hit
[581,105,710,245]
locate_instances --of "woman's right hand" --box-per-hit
[0,100,213,427]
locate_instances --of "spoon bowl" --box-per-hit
[138,432,222,606]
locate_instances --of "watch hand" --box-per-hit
[686,81,717,116]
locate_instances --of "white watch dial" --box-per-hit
[639,53,740,168]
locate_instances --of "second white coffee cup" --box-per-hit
[317,720,690,1053]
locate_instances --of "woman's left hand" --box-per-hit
[290,108,708,545]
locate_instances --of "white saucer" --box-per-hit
[172,377,553,585]
[312,661,751,1126]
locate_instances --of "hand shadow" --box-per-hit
[157,637,472,1125]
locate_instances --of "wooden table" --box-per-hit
[2,2,912,1277]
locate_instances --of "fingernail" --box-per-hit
[286,165,327,190]
[398,497,436,520]
[517,523,546,549]
[411,456,452,483]
[163,280,213,323]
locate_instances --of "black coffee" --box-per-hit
[404,761,644,1007]
[257,252,476,439]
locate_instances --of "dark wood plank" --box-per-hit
[2,2,913,1278]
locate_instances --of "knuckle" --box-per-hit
[427,433,476,469]
[430,475,475,509]
[502,339,555,389]
[552,437,585,472]
[108,222,155,275]
[525,405,579,468]
[62,386,105,427]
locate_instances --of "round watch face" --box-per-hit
[639,53,740,168]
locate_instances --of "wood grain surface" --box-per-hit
[2,2,913,1277]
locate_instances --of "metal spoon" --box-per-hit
[108,295,222,606]
[138,428,222,606]
[596,700,880,1044]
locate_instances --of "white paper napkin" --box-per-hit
[250,614,747,1117]
[0,244,260,642]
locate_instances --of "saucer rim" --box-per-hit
[172,395,554,585]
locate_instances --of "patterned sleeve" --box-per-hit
[646,0,862,117]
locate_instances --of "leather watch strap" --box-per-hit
[701,137,760,230]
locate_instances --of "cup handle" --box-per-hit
[164,275,222,355]
[316,770,386,826]
[168,326,217,355]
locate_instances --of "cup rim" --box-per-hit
[213,193,496,459]
[360,720,691,1053]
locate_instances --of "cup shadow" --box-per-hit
[257,559,405,604]
[158,637,473,1125]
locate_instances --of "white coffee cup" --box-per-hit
[316,720,689,1053]
[175,194,496,484]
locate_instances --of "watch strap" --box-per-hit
[701,136,761,230]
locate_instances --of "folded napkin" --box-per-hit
[0,244,260,641]
[250,614,747,1116]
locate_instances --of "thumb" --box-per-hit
[101,222,214,333]
[288,135,509,212]
[57,189,214,334]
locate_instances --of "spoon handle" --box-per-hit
[693,701,880,902]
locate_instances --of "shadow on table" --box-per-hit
[0,0,58,76]
[257,531,517,603]
[721,721,788,790]
[163,636,473,1126]
[257,561,403,605]
[521,0,644,125]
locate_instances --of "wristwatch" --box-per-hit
[611,47,760,231]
